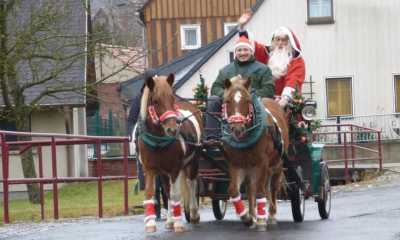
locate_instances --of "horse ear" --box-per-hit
[244,77,252,90]
[224,78,231,89]
[166,73,175,86]
[145,76,155,91]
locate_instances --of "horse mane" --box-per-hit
[140,86,150,120]
[139,76,174,121]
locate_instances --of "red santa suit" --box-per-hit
[243,27,305,98]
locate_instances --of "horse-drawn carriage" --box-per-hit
[135,74,331,233]
[188,95,331,223]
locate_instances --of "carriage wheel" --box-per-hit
[318,162,331,219]
[290,184,305,222]
[184,179,200,223]
[212,199,227,220]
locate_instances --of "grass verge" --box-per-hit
[0,180,144,224]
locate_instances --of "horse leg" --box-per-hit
[143,170,156,233]
[170,171,185,233]
[268,169,282,227]
[228,168,252,226]
[247,171,256,227]
[255,166,269,232]
[186,177,200,224]
[183,158,200,224]
[162,177,174,231]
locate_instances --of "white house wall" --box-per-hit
[0,108,88,193]
[0,110,68,192]
[178,0,400,118]
[176,39,236,98]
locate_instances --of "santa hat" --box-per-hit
[234,36,255,53]
[271,26,302,54]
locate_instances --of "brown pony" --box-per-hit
[136,74,203,233]
[222,75,289,231]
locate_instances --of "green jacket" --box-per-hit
[210,56,274,98]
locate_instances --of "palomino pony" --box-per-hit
[136,74,203,233]
[221,75,289,231]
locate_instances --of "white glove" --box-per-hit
[278,95,290,108]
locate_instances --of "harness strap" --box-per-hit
[159,110,179,122]
[148,104,181,125]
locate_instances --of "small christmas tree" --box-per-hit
[193,74,208,103]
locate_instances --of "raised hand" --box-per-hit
[238,9,253,29]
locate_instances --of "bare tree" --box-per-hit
[0,0,146,203]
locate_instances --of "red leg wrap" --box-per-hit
[257,201,267,218]
[144,201,156,222]
[173,202,182,219]
[233,200,246,216]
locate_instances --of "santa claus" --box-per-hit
[238,11,306,107]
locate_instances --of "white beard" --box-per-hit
[268,47,292,79]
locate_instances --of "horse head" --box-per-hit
[141,73,180,137]
[222,75,254,140]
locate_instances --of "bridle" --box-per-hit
[147,103,181,125]
[221,102,254,124]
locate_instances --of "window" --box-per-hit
[224,22,238,36]
[307,0,334,25]
[326,77,352,117]
[395,75,400,112]
[180,24,201,50]
[0,120,17,141]
[229,52,234,63]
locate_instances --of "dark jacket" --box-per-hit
[210,56,274,98]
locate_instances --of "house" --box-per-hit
[92,0,146,48]
[90,0,147,139]
[140,0,261,67]
[0,0,88,194]
[120,32,235,103]
[126,0,400,140]
[94,44,146,121]
[228,0,400,142]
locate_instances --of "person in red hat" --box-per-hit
[205,35,274,139]
[210,36,274,98]
[237,10,306,108]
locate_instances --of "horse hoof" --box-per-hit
[255,218,267,231]
[267,217,278,226]
[174,226,185,233]
[190,217,200,224]
[256,224,267,232]
[241,215,253,227]
[145,219,156,233]
[267,218,278,230]
[174,223,185,233]
[249,222,256,229]
[165,221,174,230]
[145,225,156,233]
[190,211,200,224]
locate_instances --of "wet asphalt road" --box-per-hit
[1,184,400,240]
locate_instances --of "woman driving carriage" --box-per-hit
[205,36,274,139]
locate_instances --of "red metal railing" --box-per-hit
[313,123,383,183]
[0,130,136,224]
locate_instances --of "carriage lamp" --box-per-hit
[301,100,317,121]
